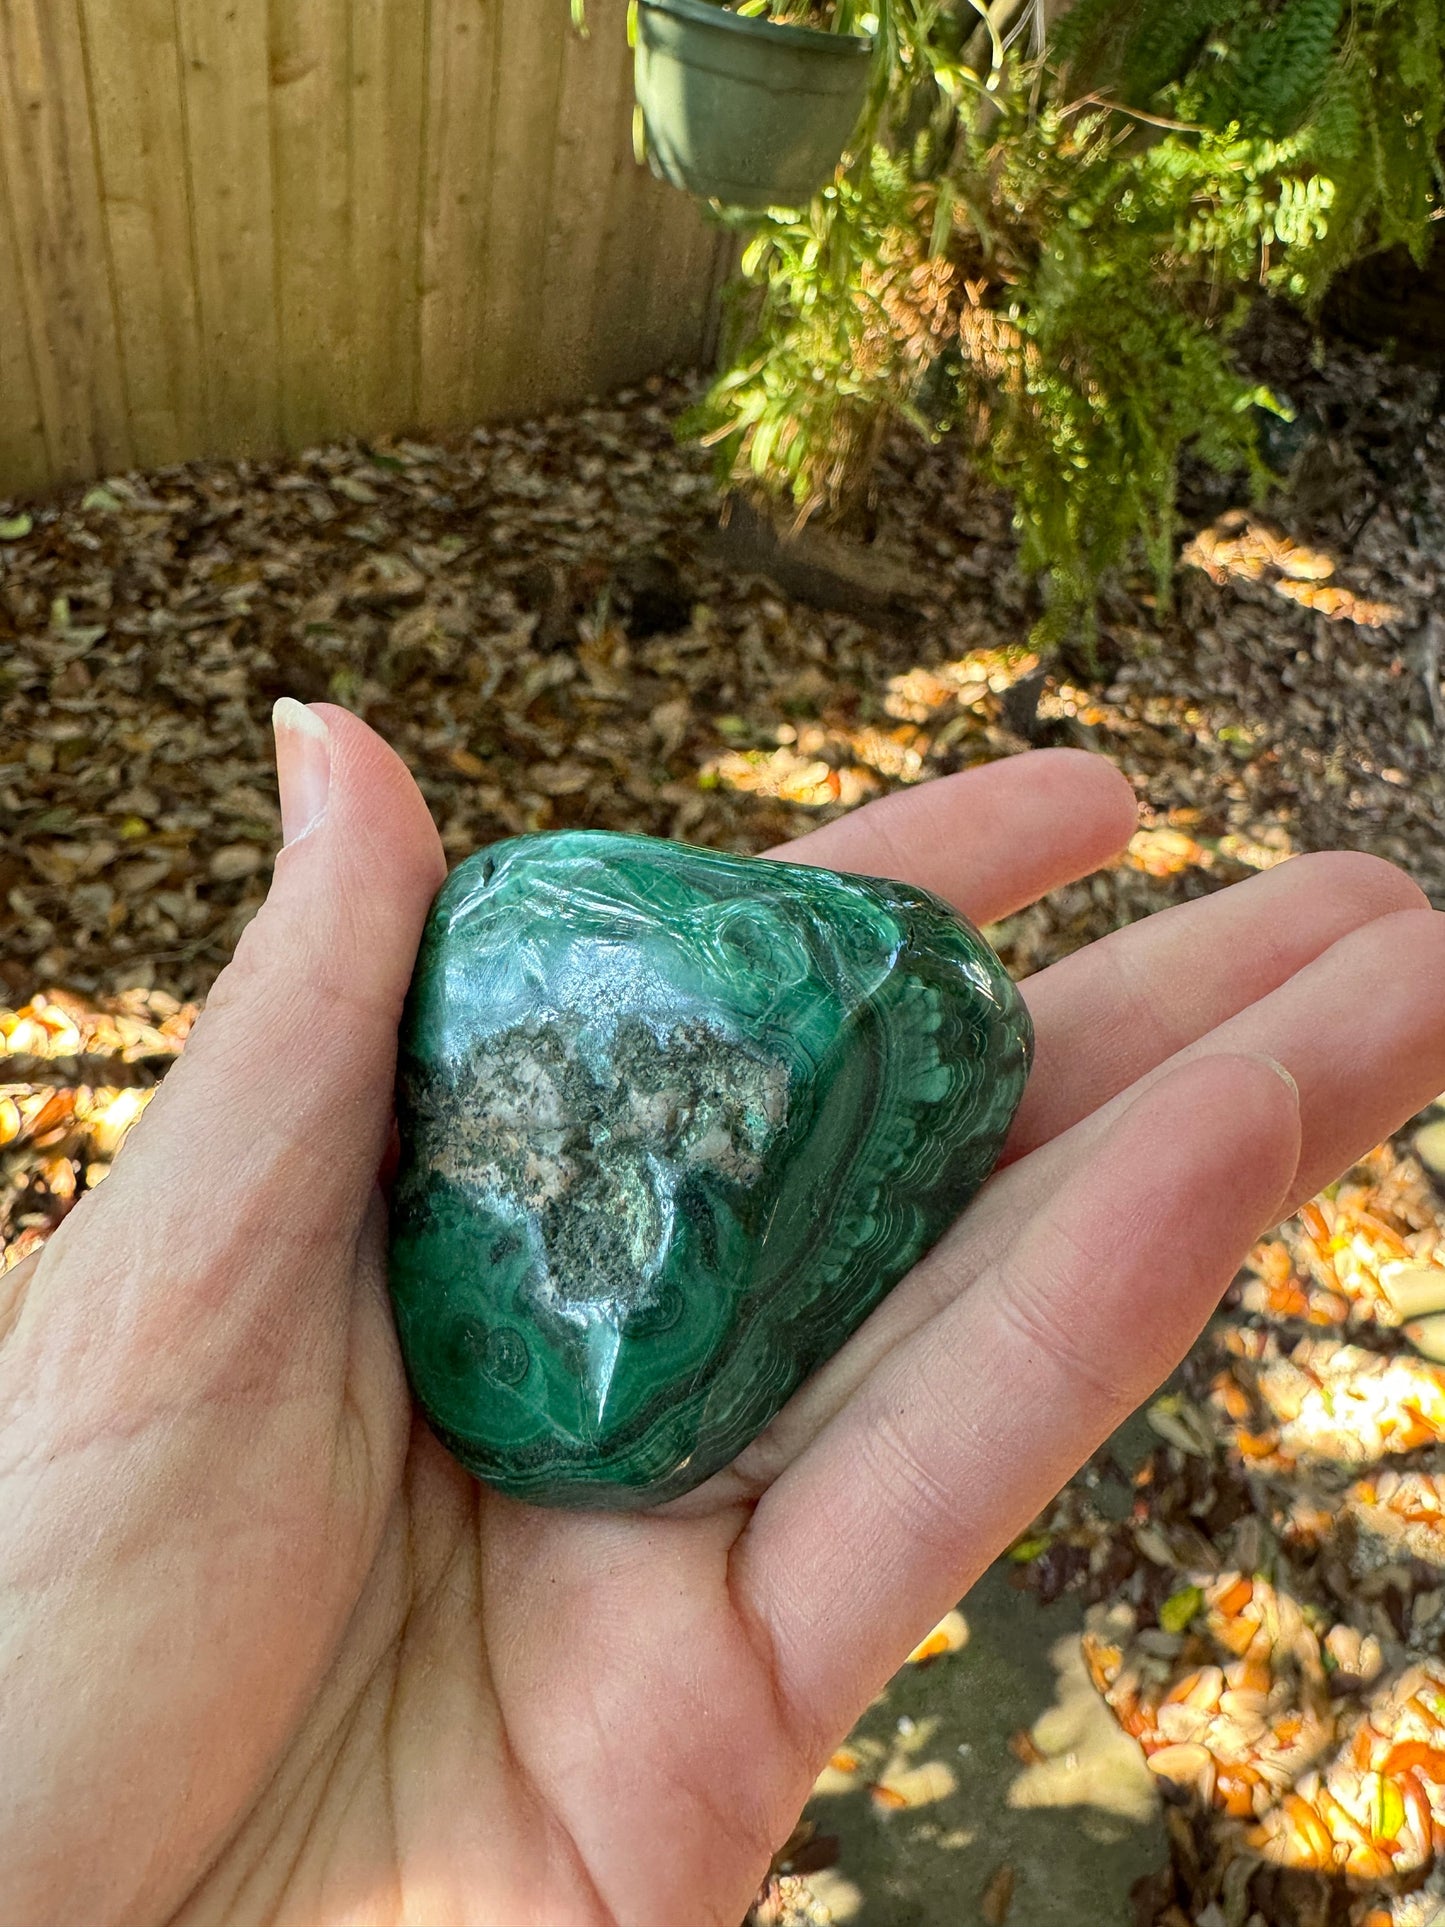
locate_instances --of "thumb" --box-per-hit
[30,702,445,1348]
[0,712,445,1927]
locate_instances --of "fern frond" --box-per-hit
[1119,0,1237,103]
[1228,0,1345,136]
[691,0,1444,642]
[1048,0,1139,85]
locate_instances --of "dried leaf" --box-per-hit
[980,1864,1015,1926]
[208,845,265,883]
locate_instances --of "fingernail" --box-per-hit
[273,699,332,847]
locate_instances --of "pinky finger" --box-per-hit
[731,1053,1301,1753]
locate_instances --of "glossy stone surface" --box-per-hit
[388,830,1033,1509]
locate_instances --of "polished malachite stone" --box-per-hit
[388,830,1033,1510]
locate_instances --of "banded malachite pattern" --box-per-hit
[388,830,1032,1509]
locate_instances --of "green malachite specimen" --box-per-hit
[388,830,1033,1509]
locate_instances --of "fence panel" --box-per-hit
[0,0,728,494]
[77,0,204,468]
[0,0,133,480]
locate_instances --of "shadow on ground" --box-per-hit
[804,1561,1164,1926]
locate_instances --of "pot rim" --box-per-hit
[637,0,874,57]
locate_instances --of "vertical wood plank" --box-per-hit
[350,0,427,437]
[649,131,732,376]
[529,0,633,411]
[78,0,203,469]
[174,0,281,455]
[668,198,729,373]
[594,138,694,393]
[473,0,570,417]
[700,224,737,370]
[0,0,132,481]
[0,0,732,494]
[580,33,657,398]
[650,182,708,373]
[269,0,355,448]
[0,144,50,493]
[418,0,500,427]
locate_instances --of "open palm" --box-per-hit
[3,705,1441,1927]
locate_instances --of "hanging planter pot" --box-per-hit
[634,0,874,212]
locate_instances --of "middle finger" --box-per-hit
[1009,849,1427,1160]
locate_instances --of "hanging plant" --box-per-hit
[631,0,879,210]
[687,0,1445,644]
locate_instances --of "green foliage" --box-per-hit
[1160,1584,1207,1635]
[1224,0,1346,137]
[1065,0,1445,293]
[688,0,1445,643]
[964,108,1277,639]
[681,149,931,516]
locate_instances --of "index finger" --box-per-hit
[771,748,1138,927]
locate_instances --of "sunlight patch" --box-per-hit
[1183,513,1402,629]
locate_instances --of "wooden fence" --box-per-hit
[0,0,731,497]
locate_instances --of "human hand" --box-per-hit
[2,703,1441,1927]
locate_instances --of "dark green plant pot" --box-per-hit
[635,0,874,211]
